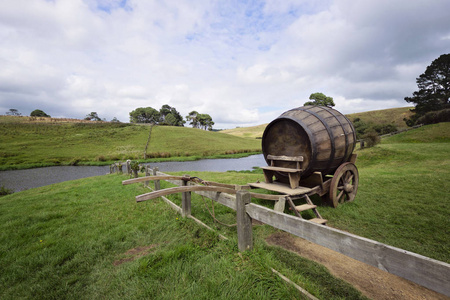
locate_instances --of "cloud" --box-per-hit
[0,0,449,128]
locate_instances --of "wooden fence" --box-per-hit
[123,169,450,297]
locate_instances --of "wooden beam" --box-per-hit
[136,185,237,202]
[122,175,189,185]
[246,203,450,297]
[194,190,236,210]
[267,155,304,162]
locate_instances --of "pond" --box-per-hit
[0,154,266,192]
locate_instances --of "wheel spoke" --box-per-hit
[344,171,351,182]
[347,174,354,183]
[337,186,344,190]
[340,192,348,203]
[336,190,344,202]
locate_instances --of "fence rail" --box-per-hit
[125,169,450,297]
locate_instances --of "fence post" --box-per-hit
[153,167,160,190]
[181,175,191,217]
[144,165,150,187]
[126,160,131,175]
[236,189,253,251]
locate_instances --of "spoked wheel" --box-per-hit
[329,162,359,208]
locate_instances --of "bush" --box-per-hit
[352,118,369,139]
[372,124,398,135]
[96,155,107,162]
[362,130,380,148]
[416,109,450,125]
[0,185,14,196]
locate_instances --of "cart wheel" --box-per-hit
[329,162,359,208]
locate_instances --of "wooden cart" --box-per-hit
[248,106,360,224]
[247,153,359,225]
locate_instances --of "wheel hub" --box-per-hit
[344,183,354,193]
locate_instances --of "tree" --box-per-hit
[84,112,101,121]
[30,109,50,117]
[110,117,120,123]
[186,111,200,128]
[404,54,450,120]
[129,107,160,124]
[5,109,21,116]
[159,104,185,126]
[198,113,214,131]
[304,92,335,107]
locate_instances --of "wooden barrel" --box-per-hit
[262,106,356,179]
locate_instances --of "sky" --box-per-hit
[1,0,449,129]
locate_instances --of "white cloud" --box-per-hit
[0,0,449,127]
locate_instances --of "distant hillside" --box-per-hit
[221,124,268,139]
[346,107,413,129]
[222,107,414,139]
[0,116,261,170]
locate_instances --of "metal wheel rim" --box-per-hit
[329,162,359,208]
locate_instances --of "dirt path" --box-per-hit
[266,232,448,300]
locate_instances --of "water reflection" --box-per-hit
[0,154,266,192]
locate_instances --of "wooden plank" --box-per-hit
[245,203,450,297]
[194,190,236,210]
[309,218,327,224]
[288,172,301,189]
[200,181,237,188]
[267,155,304,162]
[249,192,283,201]
[262,166,302,172]
[248,182,312,195]
[122,175,188,185]
[136,186,236,202]
[295,204,317,212]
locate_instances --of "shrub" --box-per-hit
[362,130,380,148]
[0,185,13,196]
[69,158,81,166]
[416,109,450,125]
[97,155,107,162]
[372,124,398,135]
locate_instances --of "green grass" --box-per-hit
[0,174,367,299]
[346,106,413,129]
[1,116,448,298]
[170,123,450,263]
[318,123,450,262]
[221,123,268,139]
[0,117,261,170]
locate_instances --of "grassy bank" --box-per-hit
[0,117,261,170]
[0,174,367,299]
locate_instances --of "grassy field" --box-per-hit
[346,107,413,129]
[221,123,268,139]
[0,173,367,299]
[0,122,448,299]
[0,116,260,170]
